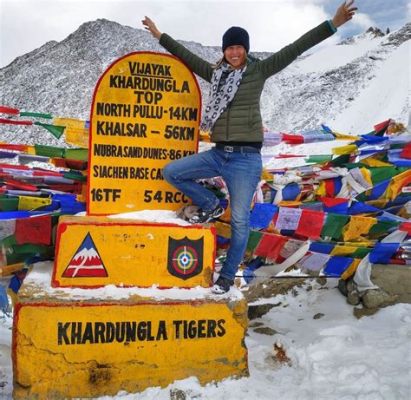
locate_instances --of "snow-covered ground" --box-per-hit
[330,40,411,134]
[2,279,410,400]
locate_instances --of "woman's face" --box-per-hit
[224,45,247,69]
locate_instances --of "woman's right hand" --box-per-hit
[142,16,162,40]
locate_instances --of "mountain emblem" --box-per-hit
[62,233,108,278]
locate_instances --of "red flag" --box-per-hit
[399,222,411,235]
[324,180,336,197]
[320,197,349,208]
[0,118,33,126]
[5,179,38,191]
[275,154,305,159]
[0,106,19,115]
[15,215,52,245]
[295,209,325,239]
[400,143,411,159]
[282,134,304,144]
[0,144,29,151]
[266,235,288,260]
[373,119,391,135]
[254,233,287,260]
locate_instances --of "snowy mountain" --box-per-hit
[0,19,410,146]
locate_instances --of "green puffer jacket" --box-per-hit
[159,21,335,143]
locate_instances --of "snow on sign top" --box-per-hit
[88,52,201,215]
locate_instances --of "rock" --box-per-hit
[248,303,277,320]
[253,327,278,336]
[249,321,264,328]
[347,290,361,306]
[353,306,379,319]
[244,278,307,303]
[346,278,357,293]
[316,277,327,286]
[362,289,398,309]
[170,389,186,400]
[338,279,348,297]
[313,313,324,320]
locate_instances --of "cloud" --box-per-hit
[351,12,376,29]
[0,0,408,67]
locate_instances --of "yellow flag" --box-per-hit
[330,245,359,256]
[342,216,377,241]
[332,144,358,155]
[341,258,361,280]
[361,157,392,167]
[54,117,89,148]
[387,170,411,200]
[18,196,52,211]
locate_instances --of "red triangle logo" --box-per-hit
[62,233,108,278]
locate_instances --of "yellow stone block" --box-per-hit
[53,216,215,288]
[88,52,201,215]
[13,264,248,399]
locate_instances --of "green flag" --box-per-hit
[321,213,349,240]
[20,111,53,119]
[0,197,19,211]
[64,148,88,161]
[370,167,407,184]
[35,144,65,158]
[328,154,350,167]
[369,220,400,238]
[34,122,65,139]
[305,155,333,164]
[247,230,263,252]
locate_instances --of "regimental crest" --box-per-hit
[167,236,204,280]
[62,233,108,278]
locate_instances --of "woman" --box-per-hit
[142,1,357,294]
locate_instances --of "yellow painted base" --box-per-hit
[13,265,248,399]
[54,216,216,288]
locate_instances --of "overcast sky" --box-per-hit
[0,0,410,67]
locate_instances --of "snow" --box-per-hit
[2,280,410,399]
[331,40,411,134]
[295,36,384,74]
[20,261,242,302]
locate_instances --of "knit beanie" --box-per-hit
[222,26,250,53]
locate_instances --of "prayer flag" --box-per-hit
[0,219,16,240]
[20,111,52,119]
[275,207,302,231]
[247,230,263,252]
[321,197,349,214]
[297,252,330,271]
[342,215,377,241]
[321,213,349,240]
[295,209,324,239]
[369,242,400,264]
[0,118,32,126]
[323,256,353,276]
[0,106,19,115]
[250,203,278,229]
[254,233,288,260]
[34,122,65,139]
[282,183,301,201]
[15,215,52,245]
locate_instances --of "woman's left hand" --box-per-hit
[332,0,358,28]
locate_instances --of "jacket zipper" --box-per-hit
[225,104,231,141]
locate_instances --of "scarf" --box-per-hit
[200,62,247,133]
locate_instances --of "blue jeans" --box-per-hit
[163,147,262,280]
